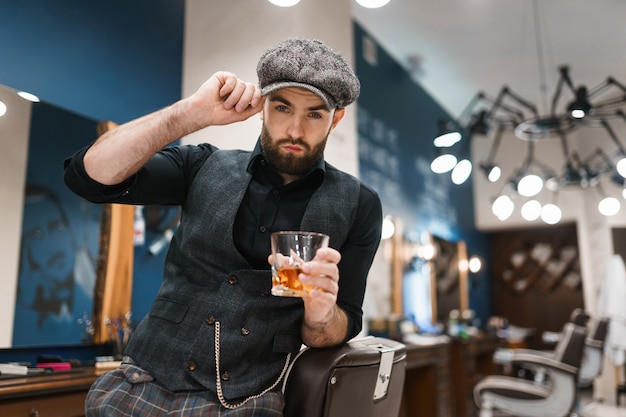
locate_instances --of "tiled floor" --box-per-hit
[577,388,626,417]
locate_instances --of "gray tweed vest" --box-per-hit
[125,149,360,400]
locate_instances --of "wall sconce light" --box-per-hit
[468,255,482,273]
[381,215,396,240]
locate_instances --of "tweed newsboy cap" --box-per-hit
[257,38,360,109]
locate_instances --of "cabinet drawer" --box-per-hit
[0,391,87,417]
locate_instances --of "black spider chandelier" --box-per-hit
[430,65,626,224]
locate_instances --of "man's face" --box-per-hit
[260,88,345,182]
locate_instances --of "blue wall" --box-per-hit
[0,0,184,124]
[354,24,492,327]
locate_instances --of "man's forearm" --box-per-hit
[301,305,349,348]
[82,72,263,186]
[84,100,196,185]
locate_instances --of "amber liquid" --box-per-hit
[273,267,313,294]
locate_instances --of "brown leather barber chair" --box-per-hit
[282,336,406,417]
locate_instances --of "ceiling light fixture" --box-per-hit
[430,0,626,224]
[267,0,391,8]
[17,91,39,102]
[355,0,391,8]
[267,0,301,7]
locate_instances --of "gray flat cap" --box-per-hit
[257,38,360,109]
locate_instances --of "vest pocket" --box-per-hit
[149,298,189,323]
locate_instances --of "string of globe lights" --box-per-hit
[268,0,390,8]
[430,4,626,225]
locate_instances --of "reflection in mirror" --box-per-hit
[403,255,435,332]
[392,225,470,333]
[388,219,438,332]
[431,235,468,325]
[0,83,102,348]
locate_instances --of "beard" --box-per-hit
[260,124,328,176]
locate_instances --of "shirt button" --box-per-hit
[206,315,216,325]
[273,189,279,195]
[221,372,230,381]
[187,360,197,372]
[228,275,237,285]
[122,190,129,196]
[130,372,140,383]
[241,327,250,336]
[259,226,266,233]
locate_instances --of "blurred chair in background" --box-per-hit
[473,321,587,417]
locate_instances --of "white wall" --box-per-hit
[181,0,359,177]
[0,85,32,347]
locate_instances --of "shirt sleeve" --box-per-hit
[63,143,218,205]
[336,183,383,341]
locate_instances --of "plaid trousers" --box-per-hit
[85,363,284,417]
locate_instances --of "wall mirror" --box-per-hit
[430,234,469,324]
[0,83,103,348]
[392,225,469,331]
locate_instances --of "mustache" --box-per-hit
[276,138,310,150]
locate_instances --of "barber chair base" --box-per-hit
[476,374,577,417]
[282,336,406,417]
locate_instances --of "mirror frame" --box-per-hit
[390,224,469,326]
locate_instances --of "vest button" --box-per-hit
[273,189,279,195]
[240,327,250,336]
[206,315,216,325]
[259,226,266,233]
[221,371,230,381]
[228,275,237,285]
[187,360,197,372]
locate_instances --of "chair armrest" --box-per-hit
[509,351,578,375]
[509,348,553,360]
[586,339,603,349]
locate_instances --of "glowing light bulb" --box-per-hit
[451,159,472,185]
[356,0,391,8]
[431,154,457,174]
[267,0,300,6]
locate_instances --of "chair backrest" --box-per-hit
[282,337,406,417]
[587,317,609,348]
[553,322,587,369]
[569,308,590,327]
